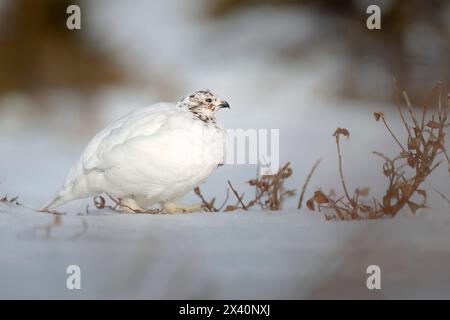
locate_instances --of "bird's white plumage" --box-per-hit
[44,91,228,211]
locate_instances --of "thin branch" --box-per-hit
[217,189,230,211]
[106,194,160,214]
[435,189,450,205]
[193,187,218,212]
[297,158,321,209]
[335,135,352,204]
[381,116,406,152]
[393,79,412,140]
[227,180,248,210]
[421,82,442,129]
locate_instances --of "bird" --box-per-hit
[42,90,229,213]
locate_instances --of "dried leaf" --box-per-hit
[374,112,384,121]
[400,183,414,196]
[417,189,427,199]
[407,201,420,214]
[94,196,105,209]
[333,127,350,139]
[400,151,410,158]
[356,187,370,197]
[313,190,329,204]
[247,199,257,207]
[383,167,394,176]
[306,198,315,211]
[224,205,237,212]
[407,156,416,168]
[408,138,420,150]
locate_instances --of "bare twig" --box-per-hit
[105,194,160,214]
[435,189,450,205]
[227,180,248,210]
[380,116,406,152]
[217,188,230,211]
[194,187,218,212]
[297,158,321,209]
[333,129,352,204]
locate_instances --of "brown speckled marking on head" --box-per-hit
[177,90,229,125]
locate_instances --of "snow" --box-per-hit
[1,201,450,299]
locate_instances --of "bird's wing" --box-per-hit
[81,103,175,172]
[45,103,177,207]
[85,109,224,197]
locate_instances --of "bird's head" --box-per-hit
[178,90,230,122]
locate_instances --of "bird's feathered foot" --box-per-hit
[120,198,146,213]
[163,202,202,214]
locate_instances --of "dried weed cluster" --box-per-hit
[307,83,450,220]
[196,162,296,212]
[88,162,297,214]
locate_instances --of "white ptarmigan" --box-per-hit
[42,90,229,213]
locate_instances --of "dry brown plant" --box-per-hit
[307,83,450,220]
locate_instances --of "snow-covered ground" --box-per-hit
[1,201,450,299]
[0,0,449,299]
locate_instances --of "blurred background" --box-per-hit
[0,0,449,210]
[1,0,450,300]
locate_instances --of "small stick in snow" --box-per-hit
[297,158,321,209]
[435,189,450,205]
[194,187,218,212]
[227,180,248,210]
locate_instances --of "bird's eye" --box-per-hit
[205,98,212,103]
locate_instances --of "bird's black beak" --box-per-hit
[218,101,230,109]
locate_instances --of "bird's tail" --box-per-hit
[40,188,81,211]
[41,163,90,211]
[40,195,69,211]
